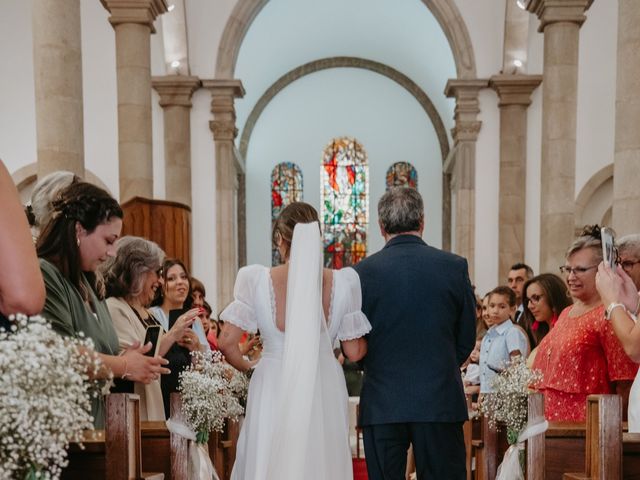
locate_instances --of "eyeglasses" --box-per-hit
[618,260,640,271]
[559,265,599,276]
[527,294,544,305]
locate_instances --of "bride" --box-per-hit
[219,202,370,480]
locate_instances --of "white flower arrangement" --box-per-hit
[178,350,245,444]
[479,356,543,444]
[0,315,107,479]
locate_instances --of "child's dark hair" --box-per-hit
[488,285,517,307]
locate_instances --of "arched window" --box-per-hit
[271,162,303,265]
[321,137,368,268]
[386,161,418,190]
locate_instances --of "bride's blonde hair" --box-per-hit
[272,202,320,260]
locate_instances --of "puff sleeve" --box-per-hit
[335,267,372,341]
[219,265,259,334]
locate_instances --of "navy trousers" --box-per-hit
[363,422,466,480]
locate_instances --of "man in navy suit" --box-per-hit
[353,187,476,480]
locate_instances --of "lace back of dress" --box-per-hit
[266,222,323,479]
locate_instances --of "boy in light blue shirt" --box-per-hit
[479,286,530,393]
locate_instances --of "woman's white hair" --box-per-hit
[29,171,77,232]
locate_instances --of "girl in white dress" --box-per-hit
[219,202,371,480]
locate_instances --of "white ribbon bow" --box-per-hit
[166,419,220,480]
[495,420,549,480]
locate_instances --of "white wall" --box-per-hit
[0,0,37,174]
[474,90,500,294]
[185,0,237,78]
[454,0,506,77]
[576,0,617,194]
[245,68,443,266]
[81,0,119,196]
[524,13,544,276]
[190,89,218,310]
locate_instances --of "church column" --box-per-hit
[202,80,245,309]
[152,76,201,206]
[32,0,84,178]
[102,0,167,201]
[445,79,488,281]
[612,0,640,234]
[489,74,542,280]
[526,0,592,272]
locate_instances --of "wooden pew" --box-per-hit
[470,393,546,480]
[63,393,163,480]
[563,394,640,480]
[141,393,238,480]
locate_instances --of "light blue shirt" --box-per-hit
[479,319,528,393]
[148,306,211,351]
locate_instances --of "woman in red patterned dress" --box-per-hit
[532,226,638,421]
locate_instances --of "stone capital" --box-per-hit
[202,79,245,117]
[152,75,201,107]
[489,74,543,107]
[526,0,593,32]
[445,79,489,115]
[209,120,238,142]
[100,0,168,33]
[445,79,488,142]
[451,122,482,143]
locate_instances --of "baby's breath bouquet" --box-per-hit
[178,350,245,444]
[479,357,544,480]
[0,315,107,480]
[479,357,542,444]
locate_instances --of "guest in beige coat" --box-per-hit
[101,236,198,420]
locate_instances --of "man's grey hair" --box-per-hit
[378,187,424,234]
[101,236,166,301]
[617,234,640,256]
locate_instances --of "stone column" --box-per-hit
[152,76,201,207]
[202,80,245,309]
[612,0,640,234]
[445,79,488,280]
[489,74,542,280]
[526,0,592,273]
[32,0,84,178]
[102,0,167,202]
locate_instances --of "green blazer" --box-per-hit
[40,258,119,428]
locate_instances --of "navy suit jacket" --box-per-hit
[353,234,476,426]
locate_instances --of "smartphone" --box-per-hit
[143,325,162,357]
[601,227,616,268]
[168,307,189,330]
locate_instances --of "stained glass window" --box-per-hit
[271,162,303,266]
[321,137,368,269]
[386,162,418,190]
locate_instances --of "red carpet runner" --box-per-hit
[352,458,368,480]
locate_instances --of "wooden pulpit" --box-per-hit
[121,197,191,269]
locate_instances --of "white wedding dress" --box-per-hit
[629,370,640,432]
[220,223,371,480]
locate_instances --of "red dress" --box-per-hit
[532,304,638,421]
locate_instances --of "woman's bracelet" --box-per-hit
[121,357,130,379]
[606,302,638,324]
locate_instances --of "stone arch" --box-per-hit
[215,0,476,79]
[11,163,112,203]
[575,164,613,231]
[239,56,450,164]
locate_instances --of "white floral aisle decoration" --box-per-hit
[0,315,108,480]
[167,350,246,480]
[479,357,547,480]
